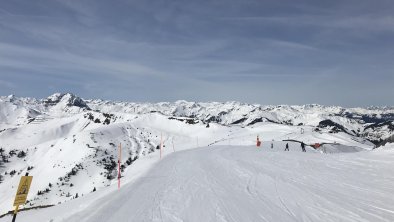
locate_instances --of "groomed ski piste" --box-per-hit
[2,143,394,222]
[0,94,394,221]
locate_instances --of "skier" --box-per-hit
[301,142,306,152]
[271,143,273,149]
[256,136,261,147]
[285,143,289,151]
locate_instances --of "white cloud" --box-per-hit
[0,42,163,80]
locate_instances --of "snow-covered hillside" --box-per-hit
[1,145,394,222]
[0,93,392,218]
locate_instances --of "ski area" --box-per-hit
[3,144,394,222]
[0,94,393,221]
[2,0,394,220]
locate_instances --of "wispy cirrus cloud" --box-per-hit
[0,0,393,106]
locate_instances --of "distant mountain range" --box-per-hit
[2,93,393,144]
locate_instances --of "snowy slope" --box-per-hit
[0,93,392,217]
[1,145,394,222]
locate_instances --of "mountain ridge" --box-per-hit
[1,92,394,143]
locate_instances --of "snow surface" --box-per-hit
[2,145,394,222]
[0,93,393,221]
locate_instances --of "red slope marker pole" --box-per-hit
[118,143,121,190]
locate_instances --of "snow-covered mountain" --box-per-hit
[87,98,394,143]
[0,93,392,214]
[2,93,393,141]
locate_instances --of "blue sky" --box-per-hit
[0,0,393,106]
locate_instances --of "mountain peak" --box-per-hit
[6,94,15,102]
[43,93,89,109]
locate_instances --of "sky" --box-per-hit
[0,0,393,107]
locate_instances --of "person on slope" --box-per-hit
[301,142,306,152]
[285,143,289,151]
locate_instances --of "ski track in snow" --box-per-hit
[51,145,394,222]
